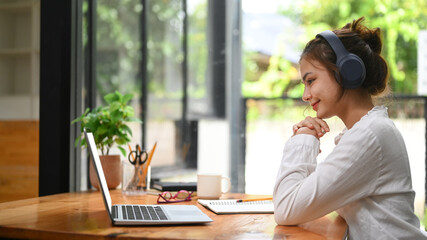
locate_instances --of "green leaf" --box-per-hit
[74,136,81,147]
[127,116,142,123]
[109,102,121,112]
[123,93,133,105]
[124,106,134,116]
[97,126,109,135]
[104,92,116,104]
[71,108,90,124]
[110,110,123,123]
[118,146,126,157]
[116,137,128,145]
[122,124,132,135]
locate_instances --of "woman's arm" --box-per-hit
[273,127,382,225]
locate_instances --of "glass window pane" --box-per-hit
[147,0,183,119]
[146,0,184,168]
[95,0,143,156]
[187,0,209,117]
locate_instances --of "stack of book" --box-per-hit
[151,181,197,192]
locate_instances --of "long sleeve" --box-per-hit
[273,127,382,225]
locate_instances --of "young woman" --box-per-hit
[273,17,427,239]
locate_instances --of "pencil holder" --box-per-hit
[122,160,148,195]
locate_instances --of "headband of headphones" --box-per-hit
[316,30,366,89]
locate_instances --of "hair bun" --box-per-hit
[349,17,383,54]
[361,28,382,54]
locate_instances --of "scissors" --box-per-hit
[128,144,148,166]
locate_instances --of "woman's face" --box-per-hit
[300,58,344,119]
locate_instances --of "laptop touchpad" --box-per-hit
[169,210,203,216]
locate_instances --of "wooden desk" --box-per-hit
[0,190,347,239]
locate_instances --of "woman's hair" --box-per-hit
[300,17,389,96]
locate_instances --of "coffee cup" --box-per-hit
[197,174,231,199]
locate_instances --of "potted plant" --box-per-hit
[72,91,141,190]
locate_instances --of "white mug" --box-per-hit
[197,174,231,199]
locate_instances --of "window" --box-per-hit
[79,0,240,189]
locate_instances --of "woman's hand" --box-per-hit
[292,116,330,138]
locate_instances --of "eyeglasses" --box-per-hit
[157,190,193,204]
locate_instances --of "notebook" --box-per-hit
[84,129,212,225]
[152,181,197,192]
[198,199,274,214]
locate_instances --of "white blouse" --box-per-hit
[273,106,427,239]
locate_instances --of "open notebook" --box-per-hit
[198,199,274,214]
[84,128,212,225]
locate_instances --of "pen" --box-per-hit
[236,197,273,203]
[143,142,157,176]
[128,144,135,160]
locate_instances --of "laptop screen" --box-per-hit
[84,129,113,219]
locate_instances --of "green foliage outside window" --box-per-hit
[187,1,208,99]
[94,0,143,102]
[243,0,427,99]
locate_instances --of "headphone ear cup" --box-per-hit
[337,53,366,89]
[316,30,366,89]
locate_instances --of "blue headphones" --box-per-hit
[316,30,366,89]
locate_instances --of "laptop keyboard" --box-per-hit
[114,205,168,220]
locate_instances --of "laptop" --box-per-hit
[84,129,213,225]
